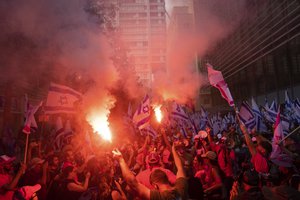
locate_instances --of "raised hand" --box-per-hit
[112,149,123,160]
[86,171,91,179]
[205,126,211,133]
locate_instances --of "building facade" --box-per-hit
[117,0,167,88]
[197,0,300,110]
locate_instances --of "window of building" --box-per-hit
[150,12,158,17]
[135,0,146,3]
[139,13,147,17]
[150,5,158,10]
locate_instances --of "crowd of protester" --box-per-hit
[1,114,300,200]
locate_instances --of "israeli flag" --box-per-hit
[239,101,256,130]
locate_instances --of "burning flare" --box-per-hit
[87,111,112,142]
[154,105,163,123]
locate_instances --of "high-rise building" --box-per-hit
[117,0,167,88]
[197,0,300,109]
[167,5,196,70]
[165,0,194,14]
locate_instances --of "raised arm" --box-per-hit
[4,163,26,190]
[206,127,214,144]
[240,123,256,156]
[67,172,90,192]
[172,144,185,178]
[112,149,150,200]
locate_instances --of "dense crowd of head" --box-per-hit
[0,121,300,200]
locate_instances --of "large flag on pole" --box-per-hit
[206,63,234,107]
[45,83,82,114]
[133,95,151,130]
[23,101,43,134]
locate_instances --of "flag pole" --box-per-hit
[279,125,300,144]
[24,133,29,164]
[233,105,243,125]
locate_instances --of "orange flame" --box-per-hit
[87,111,112,142]
[154,105,163,123]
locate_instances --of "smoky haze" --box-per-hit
[152,0,248,104]
[0,0,121,117]
[0,0,249,112]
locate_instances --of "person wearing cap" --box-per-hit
[230,169,265,200]
[136,150,176,190]
[112,143,188,200]
[200,151,224,199]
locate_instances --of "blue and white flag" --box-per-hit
[251,98,268,133]
[263,106,277,123]
[23,100,43,134]
[284,90,299,124]
[264,98,269,110]
[140,125,158,138]
[55,119,74,150]
[239,101,256,130]
[263,106,290,134]
[211,114,222,135]
[269,100,278,112]
[133,95,151,130]
[294,98,300,109]
[285,90,293,111]
[45,83,82,114]
[198,106,211,129]
[170,102,189,121]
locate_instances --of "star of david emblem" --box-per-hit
[143,105,149,114]
[59,96,68,105]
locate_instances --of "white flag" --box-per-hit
[45,83,82,114]
[170,102,189,121]
[206,63,234,107]
[23,101,42,134]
